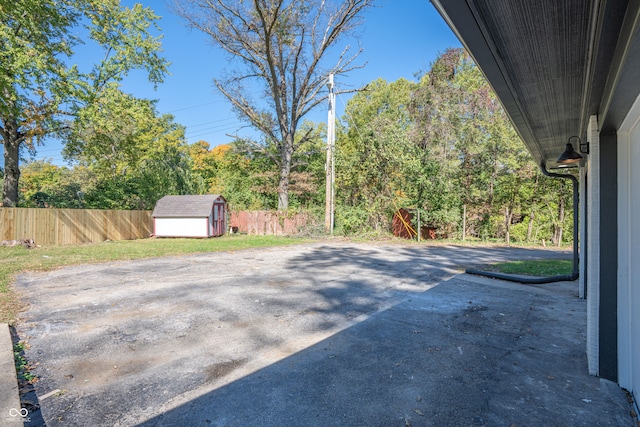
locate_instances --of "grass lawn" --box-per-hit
[0,235,309,325]
[488,259,573,277]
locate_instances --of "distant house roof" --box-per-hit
[152,195,225,218]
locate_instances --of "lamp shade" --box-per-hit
[556,143,583,164]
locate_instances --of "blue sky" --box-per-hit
[33,0,460,165]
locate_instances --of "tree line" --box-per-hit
[2,1,572,244]
[11,48,573,245]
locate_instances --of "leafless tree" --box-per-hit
[172,0,373,210]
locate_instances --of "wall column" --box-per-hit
[598,130,618,382]
[586,115,600,376]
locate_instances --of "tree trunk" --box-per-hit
[489,152,498,207]
[462,203,466,241]
[504,206,512,245]
[277,140,293,211]
[526,175,539,242]
[2,120,22,207]
[526,207,535,241]
[277,167,290,211]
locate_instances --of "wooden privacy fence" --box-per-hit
[229,210,311,235]
[0,208,312,245]
[0,208,152,246]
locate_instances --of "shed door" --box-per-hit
[212,202,225,236]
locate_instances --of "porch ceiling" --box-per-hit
[431,0,640,168]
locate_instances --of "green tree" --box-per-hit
[204,121,325,212]
[19,161,97,208]
[287,121,326,210]
[20,160,77,207]
[336,48,574,243]
[213,141,273,210]
[0,0,168,206]
[408,48,557,241]
[64,87,200,209]
[172,0,373,210]
[336,78,417,233]
[190,140,223,193]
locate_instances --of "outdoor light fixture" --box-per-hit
[579,139,590,155]
[556,136,583,164]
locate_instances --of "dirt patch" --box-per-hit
[205,359,249,382]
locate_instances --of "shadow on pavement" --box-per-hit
[17,243,632,426]
[135,246,630,427]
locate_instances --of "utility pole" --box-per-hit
[325,74,336,234]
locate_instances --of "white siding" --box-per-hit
[618,95,640,401]
[154,218,209,238]
[586,115,600,376]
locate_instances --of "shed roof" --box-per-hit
[152,195,225,218]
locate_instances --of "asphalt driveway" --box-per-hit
[12,242,634,426]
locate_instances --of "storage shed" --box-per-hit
[152,195,227,238]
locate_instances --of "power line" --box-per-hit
[185,123,240,136]
[185,121,244,136]
[186,126,244,140]
[184,117,238,129]
[166,100,225,113]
